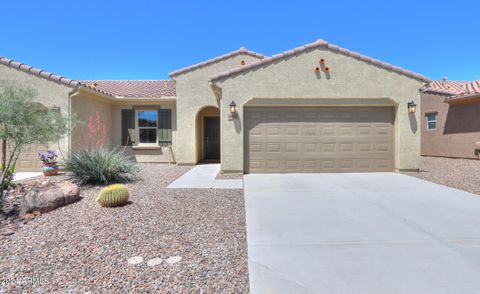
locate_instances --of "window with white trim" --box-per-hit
[426,113,437,130]
[137,110,158,144]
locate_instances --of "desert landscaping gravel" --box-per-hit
[403,156,480,195]
[0,164,248,293]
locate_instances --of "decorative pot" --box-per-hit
[42,163,59,176]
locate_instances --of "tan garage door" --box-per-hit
[245,107,394,173]
[12,143,48,172]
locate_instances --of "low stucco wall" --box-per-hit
[421,93,480,159]
[215,47,425,172]
[174,53,263,164]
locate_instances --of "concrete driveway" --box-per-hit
[244,173,480,294]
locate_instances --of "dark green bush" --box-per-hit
[65,148,139,185]
[0,164,15,191]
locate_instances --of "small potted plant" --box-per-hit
[38,149,59,176]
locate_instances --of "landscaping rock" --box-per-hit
[165,256,182,265]
[1,229,14,236]
[0,164,248,292]
[147,258,163,267]
[24,213,35,220]
[20,181,80,214]
[403,157,480,195]
[127,256,143,265]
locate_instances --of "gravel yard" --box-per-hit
[404,156,480,195]
[0,164,248,293]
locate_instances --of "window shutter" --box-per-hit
[158,109,172,146]
[121,109,135,146]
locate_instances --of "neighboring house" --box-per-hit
[1,38,430,173]
[421,79,480,159]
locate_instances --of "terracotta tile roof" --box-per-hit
[465,80,480,94]
[169,47,266,77]
[210,39,431,83]
[422,80,469,95]
[0,55,79,87]
[422,79,480,97]
[0,55,115,97]
[80,80,176,97]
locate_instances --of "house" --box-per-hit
[1,39,430,173]
[421,79,480,159]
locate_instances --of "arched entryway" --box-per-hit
[195,106,220,162]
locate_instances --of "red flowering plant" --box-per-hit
[87,111,108,148]
[65,111,139,184]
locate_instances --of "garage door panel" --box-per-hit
[245,107,394,173]
[248,142,394,158]
[9,143,48,172]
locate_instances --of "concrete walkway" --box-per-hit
[167,164,243,189]
[244,172,480,294]
[13,172,43,182]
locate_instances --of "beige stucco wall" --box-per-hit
[70,90,114,150]
[111,102,177,163]
[173,53,264,164]
[0,63,74,169]
[214,48,426,172]
[0,62,178,166]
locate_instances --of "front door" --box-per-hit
[203,117,220,160]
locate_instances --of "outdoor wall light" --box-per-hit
[314,67,320,72]
[229,101,237,114]
[407,101,417,113]
[324,67,330,73]
[320,58,325,64]
[240,60,245,65]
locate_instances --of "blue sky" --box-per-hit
[1,0,479,81]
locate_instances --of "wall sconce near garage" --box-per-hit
[407,101,417,113]
[229,101,238,120]
[229,101,236,114]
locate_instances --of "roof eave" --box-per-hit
[169,48,266,78]
[445,93,480,105]
[115,95,176,101]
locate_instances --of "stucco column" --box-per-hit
[221,97,244,172]
[395,94,421,171]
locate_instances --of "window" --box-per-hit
[137,110,158,144]
[426,113,437,130]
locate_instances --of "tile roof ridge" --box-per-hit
[423,79,480,96]
[169,47,266,77]
[0,55,118,97]
[0,55,79,87]
[210,39,430,83]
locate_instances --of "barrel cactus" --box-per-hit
[96,184,130,207]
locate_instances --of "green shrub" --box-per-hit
[0,164,15,191]
[65,148,139,184]
[96,184,130,207]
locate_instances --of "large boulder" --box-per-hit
[20,180,80,214]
